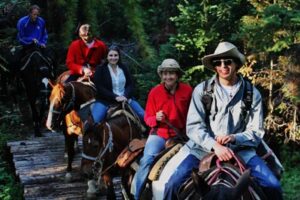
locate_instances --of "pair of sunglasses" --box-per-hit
[211,59,233,67]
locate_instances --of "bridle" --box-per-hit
[81,101,143,184]
[48,81,96,129]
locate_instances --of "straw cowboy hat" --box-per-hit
[202,42,245,71]
[157,58,185,77]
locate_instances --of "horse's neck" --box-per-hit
[72,83,96,106]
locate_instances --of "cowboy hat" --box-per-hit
[202,42,245,71]
[157,58,185,77]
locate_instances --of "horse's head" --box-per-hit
[81,111,142,179]
[191,169,251,200]
[46,83,72,131]
[81,124,104,178]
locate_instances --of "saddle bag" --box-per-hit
[116,138,146,168]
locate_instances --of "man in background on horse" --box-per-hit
[17,5,48,63]
[162,42,282,200]
[62,23,107,136]
[65,23,108,82]
[133,59,193,200]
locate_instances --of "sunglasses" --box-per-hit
[212,59,234,67]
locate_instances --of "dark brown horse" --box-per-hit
[178,153,266,200]
[81,103,144,198]
[46,80,96,180]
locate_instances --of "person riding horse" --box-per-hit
[160,42,283,200]
[63,22,108,135]
[17,5,51,68]
[91,45,145,132]
[133,58,193,200]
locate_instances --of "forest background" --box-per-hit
[0,0,299,199]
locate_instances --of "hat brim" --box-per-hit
[202,48,245,71]
[157,67,185,77]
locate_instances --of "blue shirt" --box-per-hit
[17,15,48,46]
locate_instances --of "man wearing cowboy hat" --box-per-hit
[162,42,282,199]
[133,58,193,200]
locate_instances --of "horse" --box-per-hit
[176,153,267,200]
[97,145,266,200]
[46,80,97,180]
[80,103,144,199]
[19,45,56,136]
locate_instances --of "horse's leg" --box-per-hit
[29,91,41,137]
[65,132,76,182]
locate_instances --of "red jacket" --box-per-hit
[144,82,193,139]
[66,39,107,75]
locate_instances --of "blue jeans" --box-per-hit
[246,155,282,190]
[163,154,199,200]
[134,135,166,200]
[91,99,145,124]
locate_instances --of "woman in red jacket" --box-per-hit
[133,58,193,200]
[65,23,107,82]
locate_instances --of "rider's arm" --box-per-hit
[17,17,34,45]
[186,83,217,152]
[144,88,159,128]
[94,65,118,101]
[232,87,264,148]
[66,41,85,75]
[121,64,134,99]
[39,18,48,47]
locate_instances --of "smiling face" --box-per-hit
[212,58,238,85]
[161,70,179,89]
[107,50,119,66]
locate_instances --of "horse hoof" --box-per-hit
[86,192,97,199]
[65,172,72,182]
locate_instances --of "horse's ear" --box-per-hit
[232,169,251,198]
[192,169,210,197]
[48,79,55,88]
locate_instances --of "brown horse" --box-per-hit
[81,103,144,198]
[46,80,96,180]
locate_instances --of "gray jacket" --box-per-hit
[185,75,264,163]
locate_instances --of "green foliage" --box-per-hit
[170,0,250,66]
[281,145,300,199]
[0,165,22,200]
[123,0,156,63]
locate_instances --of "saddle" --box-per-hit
[148,143,183,181]
[116,138,146,168]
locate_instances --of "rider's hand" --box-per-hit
[115,96,127,102]
[156,110,165,122]
[216,135,235,145]
[33,38,38,44]
[82,67,92,76]
[212,142,234,161]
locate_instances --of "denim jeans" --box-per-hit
[91,99,145,124]
[246,155,282,190]
[134,135,166,200]
[163,151,199,200]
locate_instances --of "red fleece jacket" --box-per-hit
[66,39,107,75]
[144,82,193,139]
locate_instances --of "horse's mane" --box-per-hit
[49,83,65,103]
